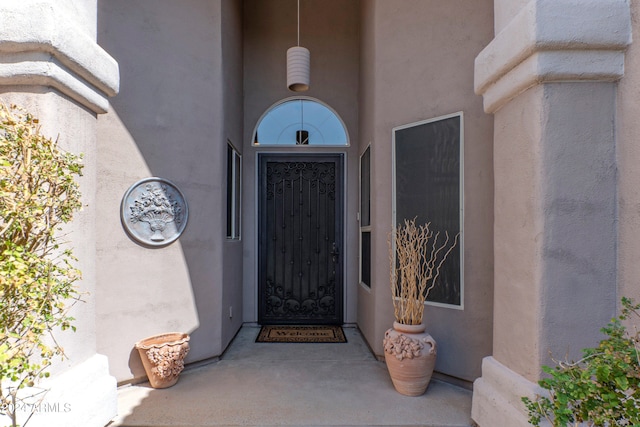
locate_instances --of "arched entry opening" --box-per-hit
[253,97,349,147]
[253,97,349,325]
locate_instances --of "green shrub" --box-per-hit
[522,297,640,427]
[0,103,83,426]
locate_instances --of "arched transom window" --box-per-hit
[253,98,348,146]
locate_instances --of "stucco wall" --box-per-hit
[356,0,377,349]
[618,0,640,307]
[491,85,543,378]
[358,0,494,382]
[6,88,100,366]
[493,0,529,34]
[473,2,630,425]
[0,1,119,424]
[58,0,97,36]
[1,86,116,427]
[492,83,618,380]
[221,0,245,347]
[242,0,360,325]
[96,0,238,383]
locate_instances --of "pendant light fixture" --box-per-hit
[287,0,310,92]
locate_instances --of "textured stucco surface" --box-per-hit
[472,1,630,426]
[96,0,238,382]
[475,0,631,113]
[492,85,544,378]
[493,0,529,34]
[0,2,118,425]
[0,90,101,375]
[356,0,377,354]
[220,0,245,355]
[0,1,118,113]
[358,0,495,382]
[618,0,640,307]
[492,83,618,380]
[539,82,617,369]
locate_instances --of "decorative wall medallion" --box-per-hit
[121,177,188,247]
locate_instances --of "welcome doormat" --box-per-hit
[256,325,347,343]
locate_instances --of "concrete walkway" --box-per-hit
[110,326,473,427]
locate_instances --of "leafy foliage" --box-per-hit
[0,103,83,425]
[522,297,640,427]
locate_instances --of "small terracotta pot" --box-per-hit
[383,322,437,396]
[135,332,190,389]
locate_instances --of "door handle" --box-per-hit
[331,242,340,263]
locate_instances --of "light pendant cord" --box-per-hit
[297,0,300,46]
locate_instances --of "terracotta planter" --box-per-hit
[135,332,190,389]
[383,322,437,396]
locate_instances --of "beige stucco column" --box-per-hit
[471,0,631,425]
[0,1,119,426]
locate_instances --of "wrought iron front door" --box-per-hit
[258,154,343,325]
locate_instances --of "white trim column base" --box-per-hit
[0,355,117,427]
[471,357,546,427]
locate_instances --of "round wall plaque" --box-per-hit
[121,177,188,247]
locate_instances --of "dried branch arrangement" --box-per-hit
[389,218,459,325]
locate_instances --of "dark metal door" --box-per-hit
[258,154,343,325]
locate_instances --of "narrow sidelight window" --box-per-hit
[226,143,241,240]
[360,145,371,288]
